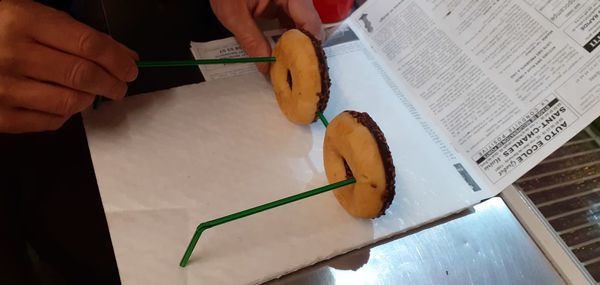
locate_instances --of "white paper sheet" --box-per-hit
[83,35,499,284]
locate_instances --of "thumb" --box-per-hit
[210,0,271,73]
[233,23,271,74]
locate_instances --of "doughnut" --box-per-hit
[270,29,331,125]
[323,111,395,218]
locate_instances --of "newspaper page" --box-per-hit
[348,0,600,192]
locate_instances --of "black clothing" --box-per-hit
[0,1,229,284]
[1,116,118,285]
[41,0,231,94]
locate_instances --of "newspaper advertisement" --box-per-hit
[348,0,600,191]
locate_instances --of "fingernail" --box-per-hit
[125,63,139,82]
[112,82,128,100]
[119,84,129,99]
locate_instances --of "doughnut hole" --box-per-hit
[287,70,293,90]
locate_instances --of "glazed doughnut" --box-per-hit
[323,111,395,218]
[270,29,331,125]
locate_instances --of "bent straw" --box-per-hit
[179,177,356,267]
[137,57,276,67]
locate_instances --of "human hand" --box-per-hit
[210,0,323,73]
[0,0,139,133]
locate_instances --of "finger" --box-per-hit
[211,0,271,73]
[277,0,324,40]
[15,43,128,100]
[0,106,68,134]
[27,5,138,82]
[0,75,94,116]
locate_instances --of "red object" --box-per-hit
[313,0,354,23]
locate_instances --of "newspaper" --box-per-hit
[192,0,600,194]
[347,0,600,193]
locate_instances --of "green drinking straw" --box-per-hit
[94,77,342,267]
[137,57,276,68]
[179,177,356,267]
[179,113,334,267]
[92,57,277,109]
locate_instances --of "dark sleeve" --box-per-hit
[80,0,231,95]
[36,0,71,11]
[100,0,203,94]
[38,0,232,95]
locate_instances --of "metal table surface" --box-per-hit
[267,197,564,285]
